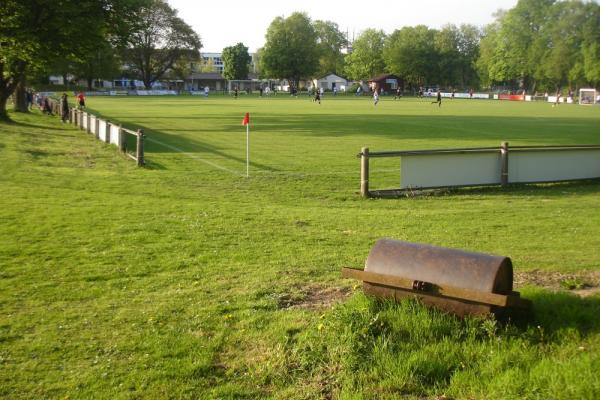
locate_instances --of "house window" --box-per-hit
[386,79,398,89]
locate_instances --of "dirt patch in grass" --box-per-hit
[278,285,352,310]
[515,270,600,297]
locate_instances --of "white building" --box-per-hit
[312,73,349,92]
[196,52,258,74]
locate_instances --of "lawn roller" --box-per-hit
[342,239,531,317]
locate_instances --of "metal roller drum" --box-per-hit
[342,239,529,317]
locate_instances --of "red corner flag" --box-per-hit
[242,112,250,126]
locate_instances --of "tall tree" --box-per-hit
[314,20,347,77]
[222,43,251,81]
[0,0,146,120]
[383,26,436,87]
[344,29,386,81]
[123,0,201,89]
[71,42,121,90]
[260,12,319,90]
[582,2,600,86]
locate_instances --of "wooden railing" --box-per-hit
[359,143,600,197]
[45,96,145,166]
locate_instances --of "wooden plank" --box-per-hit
[341,267,526,307]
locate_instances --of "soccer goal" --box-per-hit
[579,88,598,105]
[227,79,276,94]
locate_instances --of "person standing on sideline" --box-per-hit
[394,87,401,100]
[234,86,238,99]
[451,89,455,100]
[314,88,321,104]
[431,90,442,107]
[60,93,69,122]
[373,88,379,106]
[204,86,209,97]
[26,90,33,110]
[77,92,85,109]
[43,97,53,115]
[554,88,561,106]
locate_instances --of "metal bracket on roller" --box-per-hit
[412,280,432,292]
[341,239,532,317]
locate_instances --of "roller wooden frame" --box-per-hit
[342,267,531,309]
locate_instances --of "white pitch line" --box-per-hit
[145,137,243,176]
[146,137,398,177]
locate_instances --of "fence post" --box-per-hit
[74,110,78,127]
[136,129,145,166]
[95,117,100,139]
[105,121,111,143]
[118,125,125,152]
[87,113,91,134]
[360,147,370,198]
[500,141,509,187]
[79,110,84,129]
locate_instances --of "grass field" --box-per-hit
[1,95,600,399]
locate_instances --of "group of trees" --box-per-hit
[258,13,347,91]
[477,0,600,93]
[0,0,201,120]
[256,12,483,91]
[2,0,599,119]
[258,0,599,92]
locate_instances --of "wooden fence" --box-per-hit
[359,142,600,197]
[47,97,144,166]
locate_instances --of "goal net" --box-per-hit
[579,88,598,105]
[227,80,276,93]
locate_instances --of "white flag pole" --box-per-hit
[246,122,249,177]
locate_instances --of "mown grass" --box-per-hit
[0,96,599,399]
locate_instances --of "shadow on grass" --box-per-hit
[7,119,70,132]
[86,106,281,172]
[526,289,600,337]
[81,103,600,175]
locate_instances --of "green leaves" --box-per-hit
[344,29,386,81]
[222,43,251,81]
[260,12,320,88]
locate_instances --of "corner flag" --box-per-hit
[242,113,250,177]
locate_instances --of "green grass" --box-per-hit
[1,96,599,399]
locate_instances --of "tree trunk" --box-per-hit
[87,78,93,90]
[0,95,9,121]
[13,76,28,113]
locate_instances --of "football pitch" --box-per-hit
[89,94,600,189]
[1,95,600,399]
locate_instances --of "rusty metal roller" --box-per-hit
[342,239,530,317]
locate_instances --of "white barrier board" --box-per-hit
[509,149,600,183]
[109,125,120,146]
[399,148,600,189]
[90,116,96,134]
[400,153,501,189]
[82,114,88,130]
[98,120,107,141]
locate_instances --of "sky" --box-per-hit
[168,0,519,53]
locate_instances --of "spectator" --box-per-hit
[77,92,86,109]
[43,97,53,115]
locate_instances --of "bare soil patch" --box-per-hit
[277,285,352,310]
[515,269,600,297]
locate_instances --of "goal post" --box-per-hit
[579,88,598,105]
[227,79,276,94]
